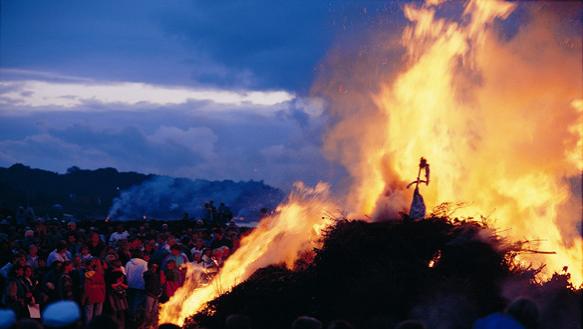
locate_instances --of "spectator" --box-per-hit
[69,256,84,306]
[47,241,70,267]
[506,298,539,329]
[163,245,188,282]
[109,225,129,246]
[107,263,128,329]
[25,245,39,271]
[22,230,35,249]
[87,232,105,259]
[40,261,62,304]
[211,229,233,250]
[66,233,81,257]
[291,316,322,329]
[162,236,177,253]
[162,260,180,299]
[212,248,226,268]
[143,240,156,260]
[32,258,46,284]
[0,309,16,329]
[57,261,74,301]
[42,300,81,329]
[79,245,92,263]
[190,238,206,259]
[192,251,203,264]
[3,266,25,318]
[1,254,26,280]
[164,244,188,268]
[83,258,106,323]
[125,250,147,326]
[395,320,427,329]
[473,298,539,329]
[20,266,38,318]
[201,248,216,269]
[143,262,163,329]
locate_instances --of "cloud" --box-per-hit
[0,97,336,189]
[0,79,294,109]
[0,133,113,170]
[148,126,217,160]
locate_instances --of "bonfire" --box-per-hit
[158,0,582,327]
[185,217,580,329]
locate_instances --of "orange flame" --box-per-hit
[158,182,337,326]
[160,0,582,325]
[320,0,582,285]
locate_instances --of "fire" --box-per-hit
[158,182,337,325]
[319,0,582,285]
[160,0,582,325]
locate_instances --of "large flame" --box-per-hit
[160,0,582,325]
[158,182,337,325]
[319,0,582,285]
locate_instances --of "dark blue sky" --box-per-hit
[0,0,407,91]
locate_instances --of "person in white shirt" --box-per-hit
[47,241,70,266]
[109,225,130,246]
[26,244,40,269]
[125,250,148,321]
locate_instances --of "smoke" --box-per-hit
[107,176,285,221]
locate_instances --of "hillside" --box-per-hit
[0,164,284,221]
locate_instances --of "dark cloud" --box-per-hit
[0,99,338,189]
[0,0,411,91]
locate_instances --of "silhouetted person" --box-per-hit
[473,297,539,329]
[291,316,322,329]
[395,320,427,329]
[506,298,539,329]
[42,300,81,329]
[328,320,354,329]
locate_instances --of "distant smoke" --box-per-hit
[107,176,285,221]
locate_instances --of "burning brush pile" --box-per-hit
[184,217,581,329]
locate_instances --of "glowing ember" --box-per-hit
[428,250,442,268]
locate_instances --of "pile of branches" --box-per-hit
[185,217,581,329]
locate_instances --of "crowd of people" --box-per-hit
[0,211,542,329]
[0,214,243,329]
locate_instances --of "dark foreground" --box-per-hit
[187,218,581,329]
